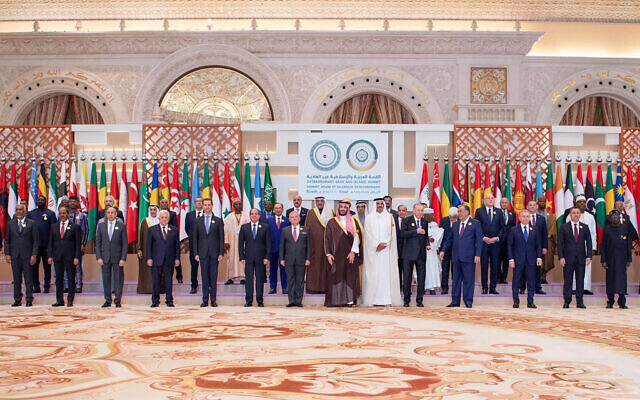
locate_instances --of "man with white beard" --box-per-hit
[362,198,402,306]
[423,208,443,295]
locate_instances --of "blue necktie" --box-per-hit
[523,226,528,242]
[205,215,210,234]
[252,224,257,239]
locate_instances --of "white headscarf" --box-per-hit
[147,206,159,226]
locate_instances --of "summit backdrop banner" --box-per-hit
[298,131,388,200]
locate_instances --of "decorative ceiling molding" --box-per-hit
[0,31,543,57]
[1,0,639,23]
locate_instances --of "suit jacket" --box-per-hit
[26,207,57,248]
[399,216,428,261]
[531,212,549,250]
[95,219,128,264]
[286,207,308,225]
[442,218,484,263]
[4,218,39,259]
[97,208,125,223]
[507,224,541,266]
[557,221,593,264]
[146,224,180,266]
[238,221,272,263]
[47,220,82,263]
[396,216,405,255]
[279,224,311,266]
[475,206,504,242]
[605,213,639,241]
[499,208,517,234]
[192,213,224,259]
[167,210,178,227]
[260,210,275,223]
[184,210,204,240]
[439,216,454,253]
[268,215,291,253]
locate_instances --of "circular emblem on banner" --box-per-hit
[346,139,378,171]
[310,140,341,171]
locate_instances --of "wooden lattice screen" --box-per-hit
[143,124,242,181]
[0,125,74,171]
[453,125,552,185]
[620,127,640,163]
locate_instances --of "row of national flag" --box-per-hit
[417,158,640,243]
[0,157,275,245]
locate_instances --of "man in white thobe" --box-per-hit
[566,195,597,294]
[362,198,402,306]
[424,208,443,294]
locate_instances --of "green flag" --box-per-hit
[47,162,58,215]
[441,161,451,214]
[179,161,190,241]
[504,163,512,208]
[263,162,275,204]
[605,164,614,214]
[243,161,252,212]
[595,164,605,243]
[139,161,150,228]
[87,162,98,242]
[202,161,211,199]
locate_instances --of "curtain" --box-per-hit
[71,96,104,124]
[21,94,71,125]
[560,96,639,126]
[372,94,415,124]
[328,93,415,124]
[328,94,373,124]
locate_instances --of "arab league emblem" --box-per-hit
[310,139,341,171]
[346,139,378,171]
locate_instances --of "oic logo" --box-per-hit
[310,139,341,171]
[347,139,378,171]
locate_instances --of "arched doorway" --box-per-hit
[20,94,104,125]
[560,95,639,126]
[327,93,416,124]
[159,67,273,124]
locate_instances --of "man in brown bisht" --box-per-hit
[304,196,334,293]
[324,199,363,307]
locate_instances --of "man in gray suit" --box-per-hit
[96,206,128,308]
[4,204,38,307]
[279,211,311,307]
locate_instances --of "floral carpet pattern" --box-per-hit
[1,305,640,399]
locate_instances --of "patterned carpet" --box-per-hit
[2,305,640,399]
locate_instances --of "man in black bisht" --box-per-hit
[601,210,633,309]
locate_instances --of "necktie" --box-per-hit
[488,208,492,222]
[163,226,167,240]
[523,226,528,242]
[504,210,508,225]
[252,224,257,239]
[277,217,281,229]
[531,215,536,226]
[61,221,65,237]
[18,219,23,233]
[205,215,210,234]
[293,226,298,242]
[459,221,465,237]
[573,224,578,241]
[109,221,113,240]
[417,218,421,229]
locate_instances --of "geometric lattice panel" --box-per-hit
[620,127,640,164]
[453,125,552,185]
[0,125,74,170]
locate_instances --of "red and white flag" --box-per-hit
[493,163,502,208]
[431,163,441,224]
[126,163,138,244]
[418,161,430,206]
[170,162,180,229]
[119,163,128,221]
[69,161,78,198]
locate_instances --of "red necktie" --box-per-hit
[532,215,536,226]
[459,222,465,238]
[60,222,64,237]
[162,226,167,240]
[277,217,281,229]
[293,226,298,242]
[573,224,578,241]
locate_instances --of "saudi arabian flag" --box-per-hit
[263,162,275,204]
[138,162,150,227]
[243,160,253,212]
[87,162,98,242]
[441,161,451,215]
[202,161,211,199]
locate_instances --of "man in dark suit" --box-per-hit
[268,203,290,294]
[384,195,399,221]
[95,206,128,308]
[508,210,542,308]
[439,206,458,294]
[440,204,483,308]
[47,206,81,307]
[239,208,272,307]
[185,196,204,293]
[146,209,181,307]
[558,206,593,309]
[5,204,38,307]
[526,199,548,295]
[396,204,407,290]
[260,200,275,222]
[286,195,308,226]
[159,198,181,283]
[475,193,503,294]
[96,195,125,222]
[26,195,57,293]
[498,197,516,283]
[279,210,311,307]
[193,198,224,307]
[399,203,428,307]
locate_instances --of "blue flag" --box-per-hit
[535,161,543,198]
[615,164,624,202]
[191,161,199,209]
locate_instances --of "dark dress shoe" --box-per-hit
[519,289,525,295]
[571,290,576,295]
[67,302,73,307]
[446,303,460,307]
[166,302,175,307]
[224,279,233,285]
[541,279,548,284]
[620,305,628,309]
[43,288,50,293]
[115,303,121,308]
[177,278,183,284]
[584,290,594,295]
[513,303,519,308]
[200,302,208,307]
[482,289,488,294]
[563,303,570,308]
[102,302,111,308]
[282,289,288,294]
[244,302,252,307]
[268,289,276,294]
[287,303,295,307]
[429,290,436,295]
[11,301,21,307]
[442,290,448,295]
[150,303,159,308]
[25,301,32,307]
[403,303,410,307]
[257,302,264,307]
[63,288,68,293]
[211,302,218,307]
[189,288,197,294]
[489,289,499,295]
[606,303,613,309]
[240,279,245,284]
[527,303,537,309]
[465,303,472,308]
[76,288,82,293]
[295,303,303,307]
[52,302,64,307]
[416,302,424,307]
[577,304,586,309]
[535,289,546,295]
[33,287,41,293]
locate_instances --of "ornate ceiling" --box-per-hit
[1,0,639,23]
